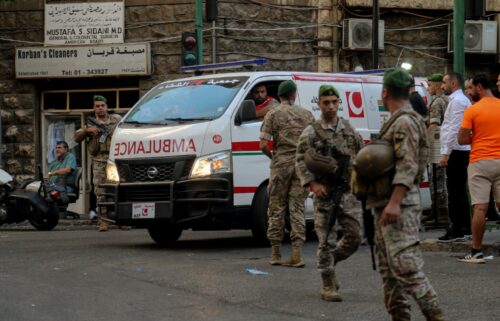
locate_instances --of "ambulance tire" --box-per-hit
[251,185,270,246]
[147,224,183,245]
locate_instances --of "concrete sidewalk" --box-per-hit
[420,224,500,255]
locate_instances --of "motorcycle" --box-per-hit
[0,167,63,231]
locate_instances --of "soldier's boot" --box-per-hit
[98,220,109,232]
[320,272,342,302]
[281,246,305,268]
[422,308,445,321]
[98,206,109,232]
[390,309,411,321]
[269,245,282,265]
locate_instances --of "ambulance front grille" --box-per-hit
[117,158,195,182]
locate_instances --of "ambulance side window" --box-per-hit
[245,81,282,121]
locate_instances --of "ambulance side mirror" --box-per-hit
[235,99,257,126]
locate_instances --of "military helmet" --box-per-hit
[353,140,394,180]
[304,148,338,177]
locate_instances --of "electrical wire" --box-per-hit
[242,0,331,11]
[385,42,449,61]
[385,23,449,31]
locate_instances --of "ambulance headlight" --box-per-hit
[106,160,120,183]
[190,151,232,178]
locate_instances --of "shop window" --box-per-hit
[119,90,140,108]
[69,91,117,110]
[43,92,67,110]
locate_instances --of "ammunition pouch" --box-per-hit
[87,137,100,156]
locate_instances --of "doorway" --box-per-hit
[41,88,139,217]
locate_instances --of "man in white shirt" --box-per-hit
[438,72,471,242]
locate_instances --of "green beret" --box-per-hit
[318,85,339,98]
[383,68,411,89]
[427,73,444,82]
[278,80,297,97]
[93,95,107,103]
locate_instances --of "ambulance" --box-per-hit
[102,61,431,244]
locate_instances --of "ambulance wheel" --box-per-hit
[148,224,182,245]
[251,185,270,246]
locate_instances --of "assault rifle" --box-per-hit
[87,116,109,144]
[326,150,350,235]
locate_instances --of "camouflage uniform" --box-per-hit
[77,114,122,220]
[296,117,363,273]
[260,103,314,247]
[428,94,449,217]
[366,105,443,319]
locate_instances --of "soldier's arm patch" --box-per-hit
[393,131,408,158]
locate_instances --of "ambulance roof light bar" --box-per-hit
[343,68,386,75]
[180,58,268,74]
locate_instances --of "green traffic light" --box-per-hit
[184,53,197,66]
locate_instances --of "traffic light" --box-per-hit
[181,32,198,66]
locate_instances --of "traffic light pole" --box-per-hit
[195,0,203,65]
[453,0,465,77]
[372,0,379,69]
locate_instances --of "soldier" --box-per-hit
[260,80,315,267]
[353,69,445,320]
[425,73,449,225]
[296,85,362,302]
[74,95,122,232]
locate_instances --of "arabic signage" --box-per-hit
[44,2,124,45]
[15,44,151,79]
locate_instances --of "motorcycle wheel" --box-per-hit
[28,202,59,231]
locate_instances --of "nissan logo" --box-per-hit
[146,166,159,179]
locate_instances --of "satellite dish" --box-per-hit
[464,23,481,49]
[352,22,372,48]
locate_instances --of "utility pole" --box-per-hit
[453,0,465,77]
[195,0,203,64]
[372,0,379,69]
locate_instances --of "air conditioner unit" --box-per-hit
[343,18,384,50]
[448,20,497,53]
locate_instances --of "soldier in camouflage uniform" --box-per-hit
[356,69,445,321]
[426,73,449,224]
[260,80,315,267]
[296,85,362,302]
[74,95,122,232]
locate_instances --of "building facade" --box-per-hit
[1,0,499,215]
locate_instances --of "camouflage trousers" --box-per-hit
[92,159,108,218]
[429,164,448,209]
[374,205,441,316]
[314,192,362,273]
[267,166,308,247]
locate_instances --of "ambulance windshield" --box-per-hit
[124,76,248,124]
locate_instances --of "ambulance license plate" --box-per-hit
[132,202,155,219]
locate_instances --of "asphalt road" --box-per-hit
[0,228,499,321]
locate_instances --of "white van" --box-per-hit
[102,70,431,244]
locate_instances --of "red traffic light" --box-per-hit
[183,36,197,50]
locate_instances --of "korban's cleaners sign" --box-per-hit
[44,2,124,45]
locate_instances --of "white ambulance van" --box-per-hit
[102,69,431,244]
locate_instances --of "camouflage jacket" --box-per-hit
[428,94,448,126]
[85,113,122,162]
[260,102,314,168]
[296,117,363,187]
[366,105,429,209]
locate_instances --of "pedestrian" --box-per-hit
[438,72,472,242]
[47,140,77,193]
[259,80,314,267]
[464,76,474,102]
[409,76,428,120]
[424,73,449,225]
[252,84,279,119]
[353,68,444,320]
[457,74,500,264]
[74,95,122,231]
[296,85,362,301]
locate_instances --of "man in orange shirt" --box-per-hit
[457,74,500,264]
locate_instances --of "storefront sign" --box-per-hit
[44,2,124,45]
[15,44,151,78]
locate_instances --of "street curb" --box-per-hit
[421,238,500,255]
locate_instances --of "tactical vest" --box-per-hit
[352,108,429,200]
[87,114,121,158]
